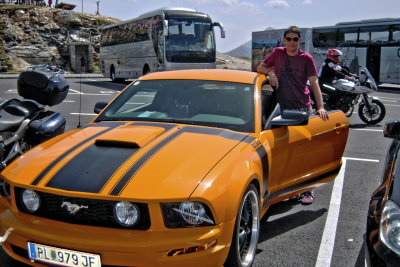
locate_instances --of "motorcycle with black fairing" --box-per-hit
[0,67,68,170]
[320,66,386,125]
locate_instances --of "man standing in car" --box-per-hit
[257,25,328,204]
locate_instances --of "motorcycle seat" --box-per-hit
[0,99,44,133]
[4,104,30,118]
[0,109,25,132]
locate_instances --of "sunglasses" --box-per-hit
[285,37,300,42]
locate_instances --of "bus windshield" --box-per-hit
[165,16,215,63]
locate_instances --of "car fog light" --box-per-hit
[176,202,214,225]
[114,201,139,227]
[21,189,40,213]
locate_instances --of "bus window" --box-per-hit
[359,26,390,45]
[312,28,337,47]
[391,25,400,44]
[337,27,357,47]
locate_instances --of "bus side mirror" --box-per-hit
[163,20,169,36]
[213,22,225,38]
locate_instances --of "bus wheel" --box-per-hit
[110,66,116,82]
[143,65,150,75]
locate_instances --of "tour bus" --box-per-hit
[100,7,225,82]
[251,18,400,84]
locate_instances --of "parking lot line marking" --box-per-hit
[70,113,97,116]
[343,157,379,162]
[315,157,378,267]
[352,129,382,132]
[384,104,400,107]
[69,89,112,96]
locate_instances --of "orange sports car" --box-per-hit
[0,69,349,267]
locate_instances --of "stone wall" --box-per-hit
[0,5,118,72]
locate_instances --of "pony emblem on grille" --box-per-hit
[61,201,89,215]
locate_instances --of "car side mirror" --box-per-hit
[384,121,400,139]
[94,101,108,114]
[270,110,309,127]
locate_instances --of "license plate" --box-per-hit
[28,242,101,267]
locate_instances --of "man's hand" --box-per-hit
[268,72,279,88]
[316,108,329,121]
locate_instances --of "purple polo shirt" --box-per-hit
[262,47,318,109]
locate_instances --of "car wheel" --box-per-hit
[225,184,260,267]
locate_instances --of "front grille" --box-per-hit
[15,187,151,230]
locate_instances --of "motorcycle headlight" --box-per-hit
[114,201,139,227]
[380,200,400,255]
[161,201,215,228]
[21,189,40,213]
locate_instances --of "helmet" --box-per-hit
[326,49,343,64]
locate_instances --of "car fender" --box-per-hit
[190,139,266,224]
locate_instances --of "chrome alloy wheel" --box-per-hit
[225,184,260,267]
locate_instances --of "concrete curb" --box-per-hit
[0,73,104,79]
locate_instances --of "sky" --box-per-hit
[75,0,400,53]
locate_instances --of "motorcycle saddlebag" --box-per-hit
[27,111,66,146]
[17,70,69,106]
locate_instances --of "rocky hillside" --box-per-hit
[0,5,251,72]
[0,4,118,72]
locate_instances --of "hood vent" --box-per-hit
[95,139,140,149]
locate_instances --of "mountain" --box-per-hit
[225,40,251,59]
[225,27,277,59]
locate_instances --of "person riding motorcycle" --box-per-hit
[318,48,356,86]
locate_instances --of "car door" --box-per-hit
[259,109,349,200]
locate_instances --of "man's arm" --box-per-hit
[257,63,279,88]
[309,76,329,120]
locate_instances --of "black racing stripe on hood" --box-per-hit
[109,126,249,196]
[31,122,125,186]
[45,144,138,193]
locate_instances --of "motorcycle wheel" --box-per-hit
[358,99,386,125]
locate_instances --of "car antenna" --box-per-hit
[77,75,82,128]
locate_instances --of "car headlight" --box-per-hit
[0,178,10,198]
[114,201,139,227]
[21,189,40,213]
[380,200,400,255]
[161,201,215,228]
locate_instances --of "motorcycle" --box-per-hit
[0,67,69,170]
[320,66,386,125]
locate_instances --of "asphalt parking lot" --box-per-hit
[0,77,399,267]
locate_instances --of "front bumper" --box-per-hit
[0,207,234,267]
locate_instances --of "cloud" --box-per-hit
[266,0,290,8]
[302,0,312,4]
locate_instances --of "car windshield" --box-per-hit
[96,79,255,132]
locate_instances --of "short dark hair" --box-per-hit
[284,26,301,38]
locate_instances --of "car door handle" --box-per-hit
[333,124,347,134]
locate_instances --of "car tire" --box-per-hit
[225,183,260,267]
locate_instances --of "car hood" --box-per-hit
[3,121,249,200]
